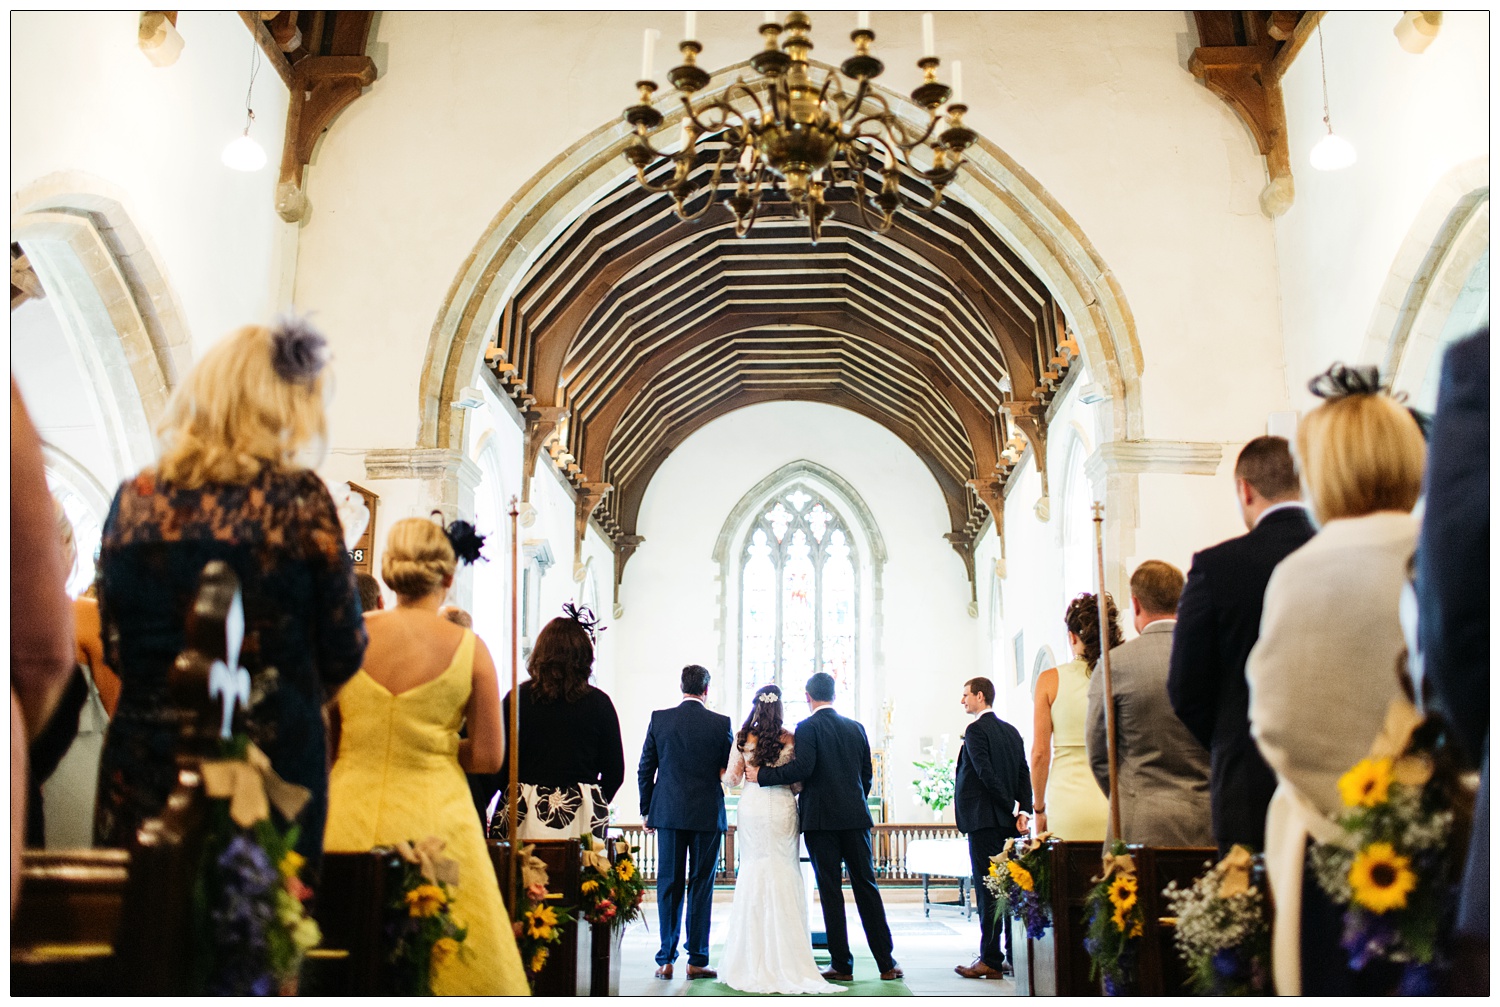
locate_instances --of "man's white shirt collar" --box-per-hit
[681,695,706,706]
[1255,500,1306,527]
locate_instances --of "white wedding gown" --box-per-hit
[718,739,846,995]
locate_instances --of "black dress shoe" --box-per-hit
[821,968,854,982]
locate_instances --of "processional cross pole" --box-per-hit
[1092,501,1124,843]
[507,495,522,907]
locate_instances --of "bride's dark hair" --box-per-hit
[736,684,786,767]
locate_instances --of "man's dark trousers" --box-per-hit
[967,827,1010,969]
[655,828,722,967]
[804,828,896,975]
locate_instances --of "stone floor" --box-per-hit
[619,888,1019,997]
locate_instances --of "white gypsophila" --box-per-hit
[1162,872,1267,960]
[1310,845,1355,902]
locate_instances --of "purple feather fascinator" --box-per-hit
[431,510,486,566]
[270,314,328,386]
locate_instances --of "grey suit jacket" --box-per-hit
[1087,620,1213,847]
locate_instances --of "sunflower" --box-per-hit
[581,879,600,894]
[1006,859,1035,892]
[1349,842,1417,913]
[1107,874,1138,912]
[616,859,636,882]
[406,884,448,918]
[526,904,560,939]
[988,862,1000,879]
[1338,758,1394,809]
[529,948,549,973]
[279,850,306,881]
[430,936,460,965]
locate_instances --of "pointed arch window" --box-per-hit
[740,485,859,725]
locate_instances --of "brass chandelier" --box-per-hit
[622,11,976,242]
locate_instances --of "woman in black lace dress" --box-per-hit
[94,320,367,863]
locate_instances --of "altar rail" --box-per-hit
[614,823,965,885]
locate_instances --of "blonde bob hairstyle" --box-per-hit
[1295,393,1426,525]
[382,517,456,600]
[156,325,328,489]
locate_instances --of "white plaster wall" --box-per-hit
[292,11,1286,456]
[1274,10,1489,409]
[11,11,297,353]
[609,401,977,823]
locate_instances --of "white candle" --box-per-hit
[640,28,660,80]
[738,143,755,171]
[951,60,963,103]
[685,10,696,40]
[922,12,935,58]
[884,146,895,170]
[764,10,775,24]
[857,10,870,30]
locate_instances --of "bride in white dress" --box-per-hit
[719,685,846,995]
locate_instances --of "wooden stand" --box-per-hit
[491,838,594,996]
[1133,846,1218,995]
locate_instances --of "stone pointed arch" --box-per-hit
[12,172,193,475]
[1363,156,1489,398]
[418,59,1145,459]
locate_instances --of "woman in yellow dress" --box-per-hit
[1030,593,1121,840]
[325,517,529,995]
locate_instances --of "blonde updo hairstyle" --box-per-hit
[382,517,456,600]
[1296,393,1426,526]
[156,325,328,489]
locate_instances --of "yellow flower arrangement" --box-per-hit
[1338,758,1394,809]
[1005,859,1035,892]
[581,879,600,894]
[616,858,636,882]
[406,883,449,918]
[1348,842,1417,914]
[530,948,549,973]
[430,936,460,965]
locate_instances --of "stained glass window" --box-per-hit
[739,485,860,725]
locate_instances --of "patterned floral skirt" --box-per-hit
[488,782,609,843]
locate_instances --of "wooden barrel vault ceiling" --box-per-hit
[486,136,1082,604]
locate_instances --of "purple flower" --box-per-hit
[1341,908,1399,971]
[270,314,328,385]
[209,835,279,994]
[1398,963,1438,996]
[1211,948,1244,979]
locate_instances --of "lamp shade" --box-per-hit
[222,134,267,172]
[1309,131,1357,172]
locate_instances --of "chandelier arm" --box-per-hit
[674,147,729,222]
[632,164,694,196]
[849,168,896,234]
[723,82,769,125]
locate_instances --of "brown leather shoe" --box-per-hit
[879,965,905,981]
[654,964,673,980]
[686,965,718,980]
[821,968,854,982]
[954,959,1003,979]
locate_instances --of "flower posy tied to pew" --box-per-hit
[986,831,1054,939]
[513,843,572,982]
[1162,844,1272,995]
[1082,842,1145,994]
[386,835,469,994]
[1309,695,1474,994]
[578,835,647,929]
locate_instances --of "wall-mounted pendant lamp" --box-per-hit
[221,37,267,171]
[1309,23,1357,172]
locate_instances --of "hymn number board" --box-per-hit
[347,481,378,575]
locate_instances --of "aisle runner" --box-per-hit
[684,949,913,997]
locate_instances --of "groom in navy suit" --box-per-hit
[638,665,733,980]
[748,672,902,981]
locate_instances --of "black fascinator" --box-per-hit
[1307,362,1432,440]
[431,510,486,565]
[270,314,328,386]
[561,602,605,644]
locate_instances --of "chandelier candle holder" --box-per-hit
[622,11,977,242]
